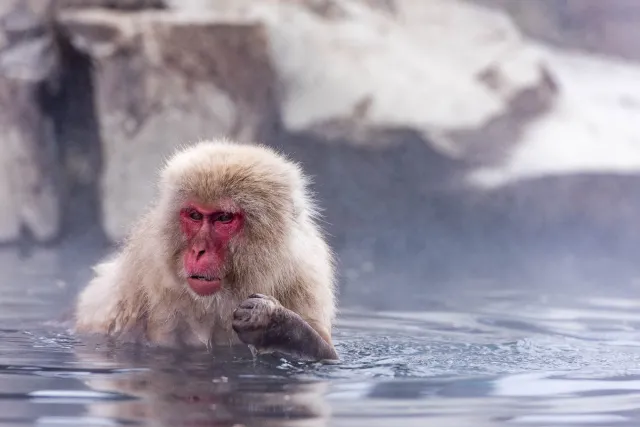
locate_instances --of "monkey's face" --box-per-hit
[178,200,244,297]
[157,141,301,298]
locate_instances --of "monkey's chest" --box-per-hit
[147,314,239,348]
[185,318,239,347]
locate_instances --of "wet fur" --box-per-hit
[74,138,336,349]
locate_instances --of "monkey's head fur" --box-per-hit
[146,139,319,300]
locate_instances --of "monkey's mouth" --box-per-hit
[189,274,218,281]
[187,275,222,296]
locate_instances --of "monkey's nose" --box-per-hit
[195,249,206,260]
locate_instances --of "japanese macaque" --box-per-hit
[74,138,338,362]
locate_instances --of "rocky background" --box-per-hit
[3,0,640,302]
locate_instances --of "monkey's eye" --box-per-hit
[217,212,234,223]
[188,210,204,221]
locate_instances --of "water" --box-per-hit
[3,240,640,426]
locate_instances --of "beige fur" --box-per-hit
[74,138,336,348]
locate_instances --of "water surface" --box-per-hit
[2,241,640,426]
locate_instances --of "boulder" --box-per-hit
[470,48,640,188]
[0,0,639,288]
[474,0,640,62]
[58,0,165,10]
[465,47,640,241]
[60,0,554,241]
[59,8,279,241]
[168,0,554,158]
[0,0,63,243]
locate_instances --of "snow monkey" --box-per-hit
[74,139,338,362]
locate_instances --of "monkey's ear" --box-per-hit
[291,194,302,219]
[290,184,309,220]
[285,163,314,219]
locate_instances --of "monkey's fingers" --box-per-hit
[246,293,281,306]
[232,296,277,345]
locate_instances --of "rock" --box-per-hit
[461,47,640,243]
[474,0,640,62]
[36,0,640,251]
[56,0,556,242]
[58,0,165,10]
[470,47,640,188]
[59,9,279,241]
[0,0,63,243]
[168,0,553,158]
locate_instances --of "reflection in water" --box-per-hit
[2,243,640,426]
[74,343,332,427]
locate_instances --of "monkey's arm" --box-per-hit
[232,294,338,362]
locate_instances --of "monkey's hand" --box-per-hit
[232,293,338,362]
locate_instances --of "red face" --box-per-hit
[180,202,243,296]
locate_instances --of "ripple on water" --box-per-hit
[4,245,640,426]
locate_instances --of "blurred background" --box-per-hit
[2,0,640,306]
